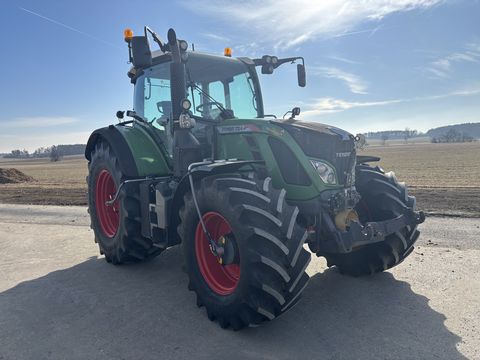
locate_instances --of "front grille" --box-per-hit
[284,126,356,185]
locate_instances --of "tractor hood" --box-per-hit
[272,119,356,186]
[273,119,354,141]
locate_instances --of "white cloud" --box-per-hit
[302,97,402,117]
[235,42,261,57]
[188,0,443,49]
[427,42,480,78]
[1,116,78,129]
[302,84,480,119]
[311,66,368,94]
[324,55,361,65]
[202,33,231,42]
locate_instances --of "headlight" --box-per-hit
[310,160,337,185]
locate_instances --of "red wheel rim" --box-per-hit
[195,212,240,295]
[95,169,120,238]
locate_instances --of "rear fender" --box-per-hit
[85,124,171,178]
[85,125,139,177]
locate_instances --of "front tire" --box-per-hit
[324,164,420,276]
[178,175,311,329]
[87,142,162,264]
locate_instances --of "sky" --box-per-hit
[0,0,479,152]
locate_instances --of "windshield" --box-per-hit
[185,53,260,120]
[134,53,262,126]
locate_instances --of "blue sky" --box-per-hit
[0,0,479,152]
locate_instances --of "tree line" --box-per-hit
[4,144,86,161]
[366,128,419,145]
[431,129,475,143]
[365,122,478,145]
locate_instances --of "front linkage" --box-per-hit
[319,206,425,254]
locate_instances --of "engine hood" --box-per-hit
[271,119,356,186]
[272,119,354,141]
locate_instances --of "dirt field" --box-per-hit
[360,142,480,217]
[0,142,479,216]
[0,156,87,205]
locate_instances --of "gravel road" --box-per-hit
[0,204,479,360]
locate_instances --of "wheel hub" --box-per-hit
[95,169,120,238]
[195,212,240,295]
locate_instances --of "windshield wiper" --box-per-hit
[187,81,233,120]
[245,75,258,111]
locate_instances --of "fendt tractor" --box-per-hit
[86,26,425,330]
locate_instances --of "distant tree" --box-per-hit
[433,129,476,143]
[56,144,86,156]
[426,122,480,139]
[50,146,62,162]
[5,149,29,158]
[403,127,418,143]
[33,146,50,158]
[11,149,21,157]
[380,133,389,146]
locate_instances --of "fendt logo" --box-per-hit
[336,152,351,158]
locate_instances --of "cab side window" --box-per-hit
[134,62,171,128]
[144,77,171,126]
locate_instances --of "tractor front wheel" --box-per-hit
[178,175,311,329]
[324,164,420,276]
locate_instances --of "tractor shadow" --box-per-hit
[0,247,465,360]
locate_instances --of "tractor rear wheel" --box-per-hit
[87,141,162,264]
[178,175,311,329]
[324,164,420,276]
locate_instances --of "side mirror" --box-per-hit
[292,107,301,117]
[297,64,306,87]
[131,36,152,68]
[116,111,125,120]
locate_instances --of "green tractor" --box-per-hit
[85,26,425,330]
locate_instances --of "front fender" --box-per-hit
[167,160,264,246]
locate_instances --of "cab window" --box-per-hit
[134,62,171,130]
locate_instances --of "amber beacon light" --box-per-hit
[124,28,133,42]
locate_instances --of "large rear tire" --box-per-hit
[324,164,420,276]
[87,141,162,264]
[178,175,311,329]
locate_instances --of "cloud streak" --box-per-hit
[2,116,78,129]
[19,7,121,50]
[302,85,480,118]
[188,0,443,49]
[427,42,480,78]
[311,66,368,94]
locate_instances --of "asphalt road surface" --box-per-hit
[0,204,479,360]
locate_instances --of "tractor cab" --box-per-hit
[124,26,306,174]
[134,52,263,124]
[131,52,264,156]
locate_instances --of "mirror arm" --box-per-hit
[274,56,304,68]
[252,56,304,68]
[144,26,167,52]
